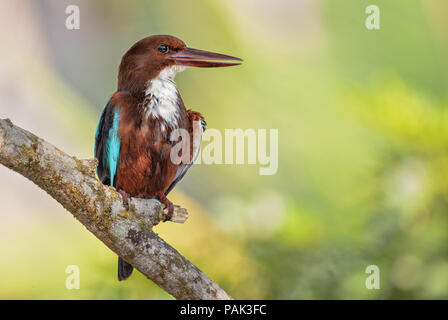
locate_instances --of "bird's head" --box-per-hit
[118,35,242,93]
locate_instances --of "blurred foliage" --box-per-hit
[1,0,448,299]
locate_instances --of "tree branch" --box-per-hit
[0,118,231,300]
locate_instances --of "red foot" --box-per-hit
[156,192,174,221]
[118,189,130,206]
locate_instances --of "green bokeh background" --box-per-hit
[1,0,448,299]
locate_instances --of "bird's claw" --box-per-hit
[155,192,174,221]
[118,189,130,208]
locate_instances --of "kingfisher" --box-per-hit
[94,35,242,281]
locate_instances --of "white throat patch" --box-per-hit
[144,65,186,130]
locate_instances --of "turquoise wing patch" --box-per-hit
[94,102,121,187]
[107,110,121,186]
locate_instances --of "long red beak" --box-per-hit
[168,47,242,67]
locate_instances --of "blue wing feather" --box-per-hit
[94,100,121,187]
[107,111,121,186]
[94,100,109,156]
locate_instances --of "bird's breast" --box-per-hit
[143,69,182,131]
[115,100,189,198]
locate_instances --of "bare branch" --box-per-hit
[0,118,231,300]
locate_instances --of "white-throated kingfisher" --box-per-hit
[94,35,242,281]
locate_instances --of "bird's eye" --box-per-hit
[158,44,169,53]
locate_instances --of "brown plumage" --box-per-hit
[113,89,194,197]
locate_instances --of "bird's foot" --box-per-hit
[155,192,174,221]
[118,189,131,208]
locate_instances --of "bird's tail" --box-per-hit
[118,256,133,281]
